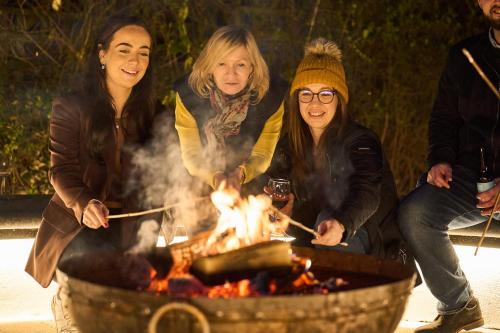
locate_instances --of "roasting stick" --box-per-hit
[462,48,500,99]
[475,190,500,256]
[270,206,318,237]
[107,196,209,219]
[271,207,349,246]
[270,206,320,238]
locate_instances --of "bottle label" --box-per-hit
[477,181,495,193]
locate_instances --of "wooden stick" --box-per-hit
[270,206,320,238]
[271,207,349,246]
[475,190,500,256]
[462,48,500,99]
[107,196,208,219]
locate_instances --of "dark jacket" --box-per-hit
[25,93,161,287]
[268,122,403,260]
[429,32,500,176]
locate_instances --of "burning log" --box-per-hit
[189,240,292,285]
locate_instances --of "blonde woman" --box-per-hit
[174,26,287,193]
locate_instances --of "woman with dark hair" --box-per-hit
[25,15,160,332]
[269,38,406,260]
[174,26,287,193]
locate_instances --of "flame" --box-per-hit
[146,184,328,297]
[204,183,288,255]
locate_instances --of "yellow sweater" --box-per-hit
[175,93,284,188]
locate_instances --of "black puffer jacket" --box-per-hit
[429,32,500,175]
[268,121,403,260]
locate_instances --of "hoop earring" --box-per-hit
[101,64,106,70]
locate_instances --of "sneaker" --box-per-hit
[415,297,484,333]
[51,291,79,333]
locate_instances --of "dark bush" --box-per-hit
[0,0,486,195]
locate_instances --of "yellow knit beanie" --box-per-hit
[290,38,349,104]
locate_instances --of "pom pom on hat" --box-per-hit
[290,38,349,104]
[304,38,342,62]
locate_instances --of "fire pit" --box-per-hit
[56,245,415,333]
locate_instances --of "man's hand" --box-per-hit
[82,199,109,229]
[477,178,500,216]
[311,219,345,246]
[427,163,453,189]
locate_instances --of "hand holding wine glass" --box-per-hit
[265,178,293,238]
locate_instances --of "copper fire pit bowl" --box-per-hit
[56,246,415,333]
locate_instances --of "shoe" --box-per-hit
[51,291,79,333]
[415,297,484,333]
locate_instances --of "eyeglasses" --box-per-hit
[298,89,336,104]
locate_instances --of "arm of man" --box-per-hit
[427,49,463,188]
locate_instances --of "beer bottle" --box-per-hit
[477,147,495,193]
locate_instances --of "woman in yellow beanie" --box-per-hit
[268,38,407,260]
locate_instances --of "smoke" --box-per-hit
[124,110,216,242]
[127,219,160,255]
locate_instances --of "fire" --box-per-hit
[145,184,347,297]
[207,280,251,298]
[204,183,288,255]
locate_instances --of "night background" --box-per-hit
[0,0,487,196]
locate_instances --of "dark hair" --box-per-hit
[286,91,350,182]
[82,15,155,160]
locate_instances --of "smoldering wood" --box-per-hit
[189,241,293,285]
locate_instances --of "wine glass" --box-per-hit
[268,178,291,209]
[267,178,291,239]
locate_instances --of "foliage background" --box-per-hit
[0,0,487,195]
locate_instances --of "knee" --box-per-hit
[397,192,429,237]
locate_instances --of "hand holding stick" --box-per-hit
[269,206,320,238]
[475,190,500,256]
[462,48,500,100]
[270,206,349,246]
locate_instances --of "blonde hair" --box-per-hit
[188,26,270,103]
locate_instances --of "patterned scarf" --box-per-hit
[204,85,252,170]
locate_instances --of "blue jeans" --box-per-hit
[398,166,487,314]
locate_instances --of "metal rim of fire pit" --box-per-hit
[56,246,416,333]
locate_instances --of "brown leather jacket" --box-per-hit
[25,94,155,287]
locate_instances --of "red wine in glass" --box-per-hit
[268,178,290,209]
